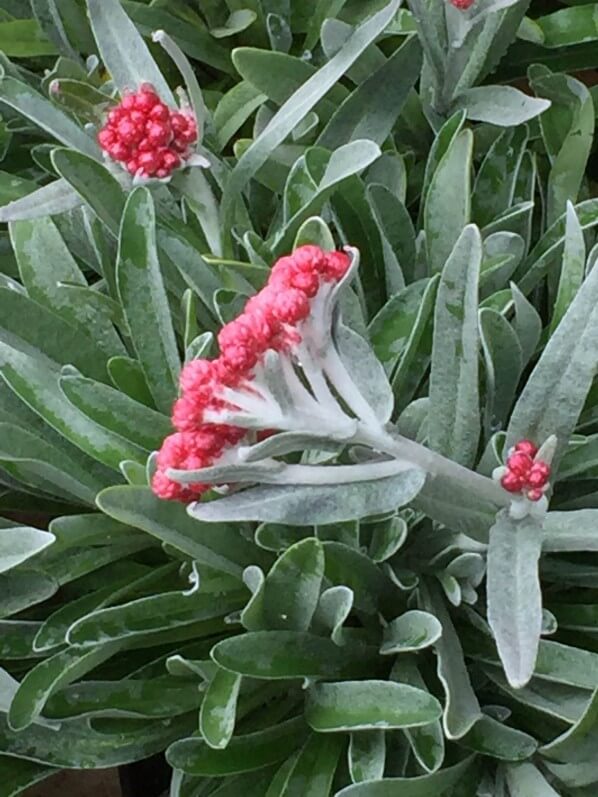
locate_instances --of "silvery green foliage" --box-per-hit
[0,1,597,795]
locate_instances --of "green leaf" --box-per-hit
[305,680,442,732]
[349,731,385,783]
[212,631,377,680]
[454,85,550,126]
[505,763,560,796]
[0,526,54,574]
[335,755,479,796]
[511,282,541,367]
[317,36,422,149]
[211,9,257,37]
[214,80,267,151]
[0,178,82,223]
[200,667,242,750]
[420,582,481,739]
[424,129,473,275]
[0,19,57,56]
[487,511,543,689]
[96,485,263,577]
[67,589,243,647]
[381,610,442,655]
[221,0,400,245]
[275,733,344,796]
[550,201,586,334]
[0,756,56,795]
[544,510,598,552]
[88,0,174,102]
[10,217,124,359]
[506,253,598,469]
[473,126,528,229]
[31,0,89,61]
[429,225,481,468]
[167,717,309,776]
[0,348,145,471]
[60,374,171,452]
[0,77,97,157]
[367,184,414,291]
[117,187,180,414]
[541,688,598,765]
[536,5,598,49]
[460,714,537,761]
[49,78,111,122]
[7,643,120,731]
[0,570,58,619]
[479,307,523,436]
[52,148,126,235]
[189,470,426,526]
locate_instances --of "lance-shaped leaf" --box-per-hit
[429,225,481,468]
[487,510,544,689]
[0,526,54,574]
[276,733,345,796]
[505,763,560,797]
[117,187,180,414]
[200,667,242,751]
[506,248,598,469]
[550,201,586,334]
[381,610,442,655]
[305,680,442,732]
[453,85,550,127]
[189,469,426,526]
[349,731,385,783]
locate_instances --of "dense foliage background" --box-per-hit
[1,0,598,795]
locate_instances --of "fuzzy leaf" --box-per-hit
[454,85,550,126]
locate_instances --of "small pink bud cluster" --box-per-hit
[153,245,351,502]
[450,0,475,8]
[500,440,551,502]
[97,84,198,180]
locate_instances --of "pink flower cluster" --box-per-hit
[97,84,198,180]
[450,0,475,8]
[153,245,351,502]
[500,440,551,502]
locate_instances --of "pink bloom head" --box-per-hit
[450,0,475,8]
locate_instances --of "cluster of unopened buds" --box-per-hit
[450,0,475,8]
[152,245,352,502]
[497,440,551,502]
[97,83,198,181]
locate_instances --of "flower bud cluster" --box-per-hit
[500,440,551,502]
[152,245,351,502]
[450,0,475,8]
[97,83,198,180]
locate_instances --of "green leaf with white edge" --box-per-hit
[369,515,408,563]
[211,9,257,38]
[10,217,124,359]
[334,324,394,425]
[66,588,244,647]
[88,0,173,102]
[479,307,523,437]
[49,78,110,122]
[0,178,82,223]
[335,755,480,796]
[44,675,203,721]
[96,486,265,577]
[214,80,267,152]
[550,201,586,335]
[212,631,377,680]
[0,288,109,383]
[190,470,426,526]
[0,77,98,157]
[460,714,537,761]
[487,510,543,689]
[293,216,335,251]
[510,282,541,368]
[381,610,442,655]
[0,18,57,57]
[7,642,121,731]
[420,110,466,227]
[275,733,345,796]
[0,526,54,574]
[367,184,414,291]
[52,148,126,235]
[424,129,473,275]
[0,347,146,471]
[200,667,242,751]
[391,655,445,773]
[305,680,442,733]
[420,582,481,739]
[349,730,385,783]
[0,570,58,620]
[0,711,196,769]
[167,717,309,776]
[506,252,598,469]
[317,35,422,149]
[261,538,324,632]
[473,126,528,230]
[429,225,481,468]
[274,139,381,254]
[117,187,180,414]
[313,585,353,645]
[220,0,400,245]
[544,510,598,552]
[60,374,171,452]
[505,763,560,797]
[540,687,598,765]
[536,5,598,48]
[454,85,550,126]
[0,756,56,796]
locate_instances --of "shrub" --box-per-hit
[0,0,598,795]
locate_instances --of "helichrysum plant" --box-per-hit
[0,0,598,795]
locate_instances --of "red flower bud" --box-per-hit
[514,439,538,458]
[501,471,524,493]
